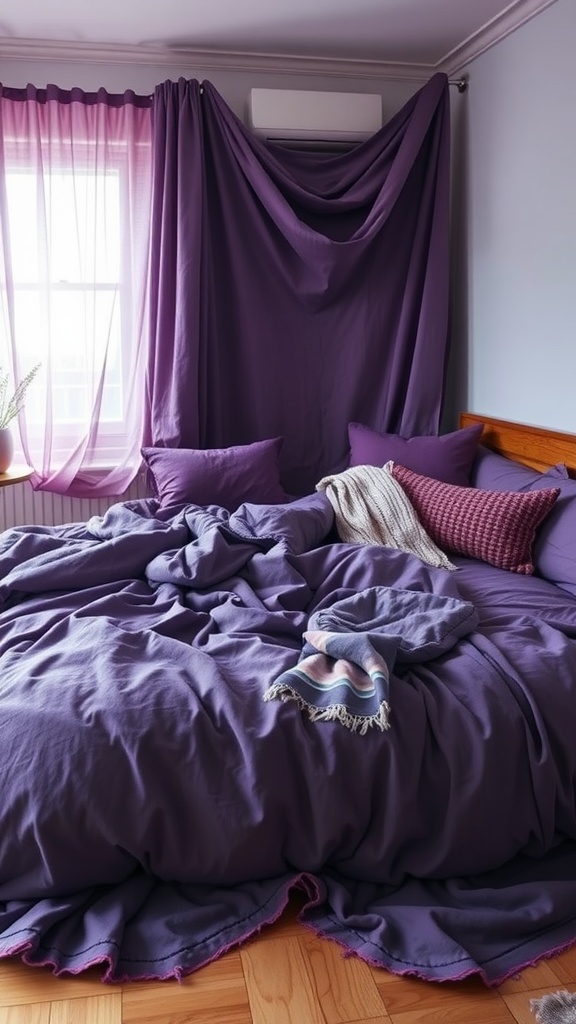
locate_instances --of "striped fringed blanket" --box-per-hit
[264,586,478,734]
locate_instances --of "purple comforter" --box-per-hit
[1,493,576,984]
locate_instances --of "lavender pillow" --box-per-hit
[471,446,569,491]
[528,474,576,597]
[348,422,484,486]
[141,437,287,511]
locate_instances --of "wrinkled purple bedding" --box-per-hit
[1,494,576,984]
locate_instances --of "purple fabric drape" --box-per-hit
[146,74,451,496]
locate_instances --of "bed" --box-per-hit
[1,412,576,986]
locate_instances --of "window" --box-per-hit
[0,88,152,494]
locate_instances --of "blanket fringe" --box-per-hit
[263,683,390,734]
[530,991,576,1023]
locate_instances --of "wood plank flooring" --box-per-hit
[1,894,575,1024]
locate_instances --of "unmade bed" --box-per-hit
[1,413,576,986]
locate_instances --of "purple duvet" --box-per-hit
[1,493,576,984]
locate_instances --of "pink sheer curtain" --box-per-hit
[0,84,152,497]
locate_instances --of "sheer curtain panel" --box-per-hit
[0,84,153,497]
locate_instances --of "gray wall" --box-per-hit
[450,0,576,432]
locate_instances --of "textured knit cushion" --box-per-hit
[348,422,484,486]
[468,449,574,590]
[391,463,560,574]
[141,437,287,511]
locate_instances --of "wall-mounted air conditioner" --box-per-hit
[248,88,382,146]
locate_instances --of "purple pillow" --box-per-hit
[471,446,569,491]
[141,437,287,511]
[348,422,484,486]
[527,474,576,597]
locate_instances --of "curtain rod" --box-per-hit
[450,76,468,93]
[161,77,469,98]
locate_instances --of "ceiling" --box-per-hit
[0,0,558,76]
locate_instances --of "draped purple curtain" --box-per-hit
[146,74,451,496]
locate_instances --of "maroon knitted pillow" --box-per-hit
[391,463,560,574]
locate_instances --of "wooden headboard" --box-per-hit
[459,412,576,479]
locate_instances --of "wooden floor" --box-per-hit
[1,894,575,1024]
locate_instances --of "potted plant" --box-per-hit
[0,363,40,473]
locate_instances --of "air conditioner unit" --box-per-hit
[248,88,382,146]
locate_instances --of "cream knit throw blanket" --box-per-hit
[316,462,455,571]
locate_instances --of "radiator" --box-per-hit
[0,472,151,530]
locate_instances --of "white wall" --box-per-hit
[452,0,576,433]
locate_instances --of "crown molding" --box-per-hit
[0,0,559,83]
[437,0,559,76]
[0,36,436,81]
